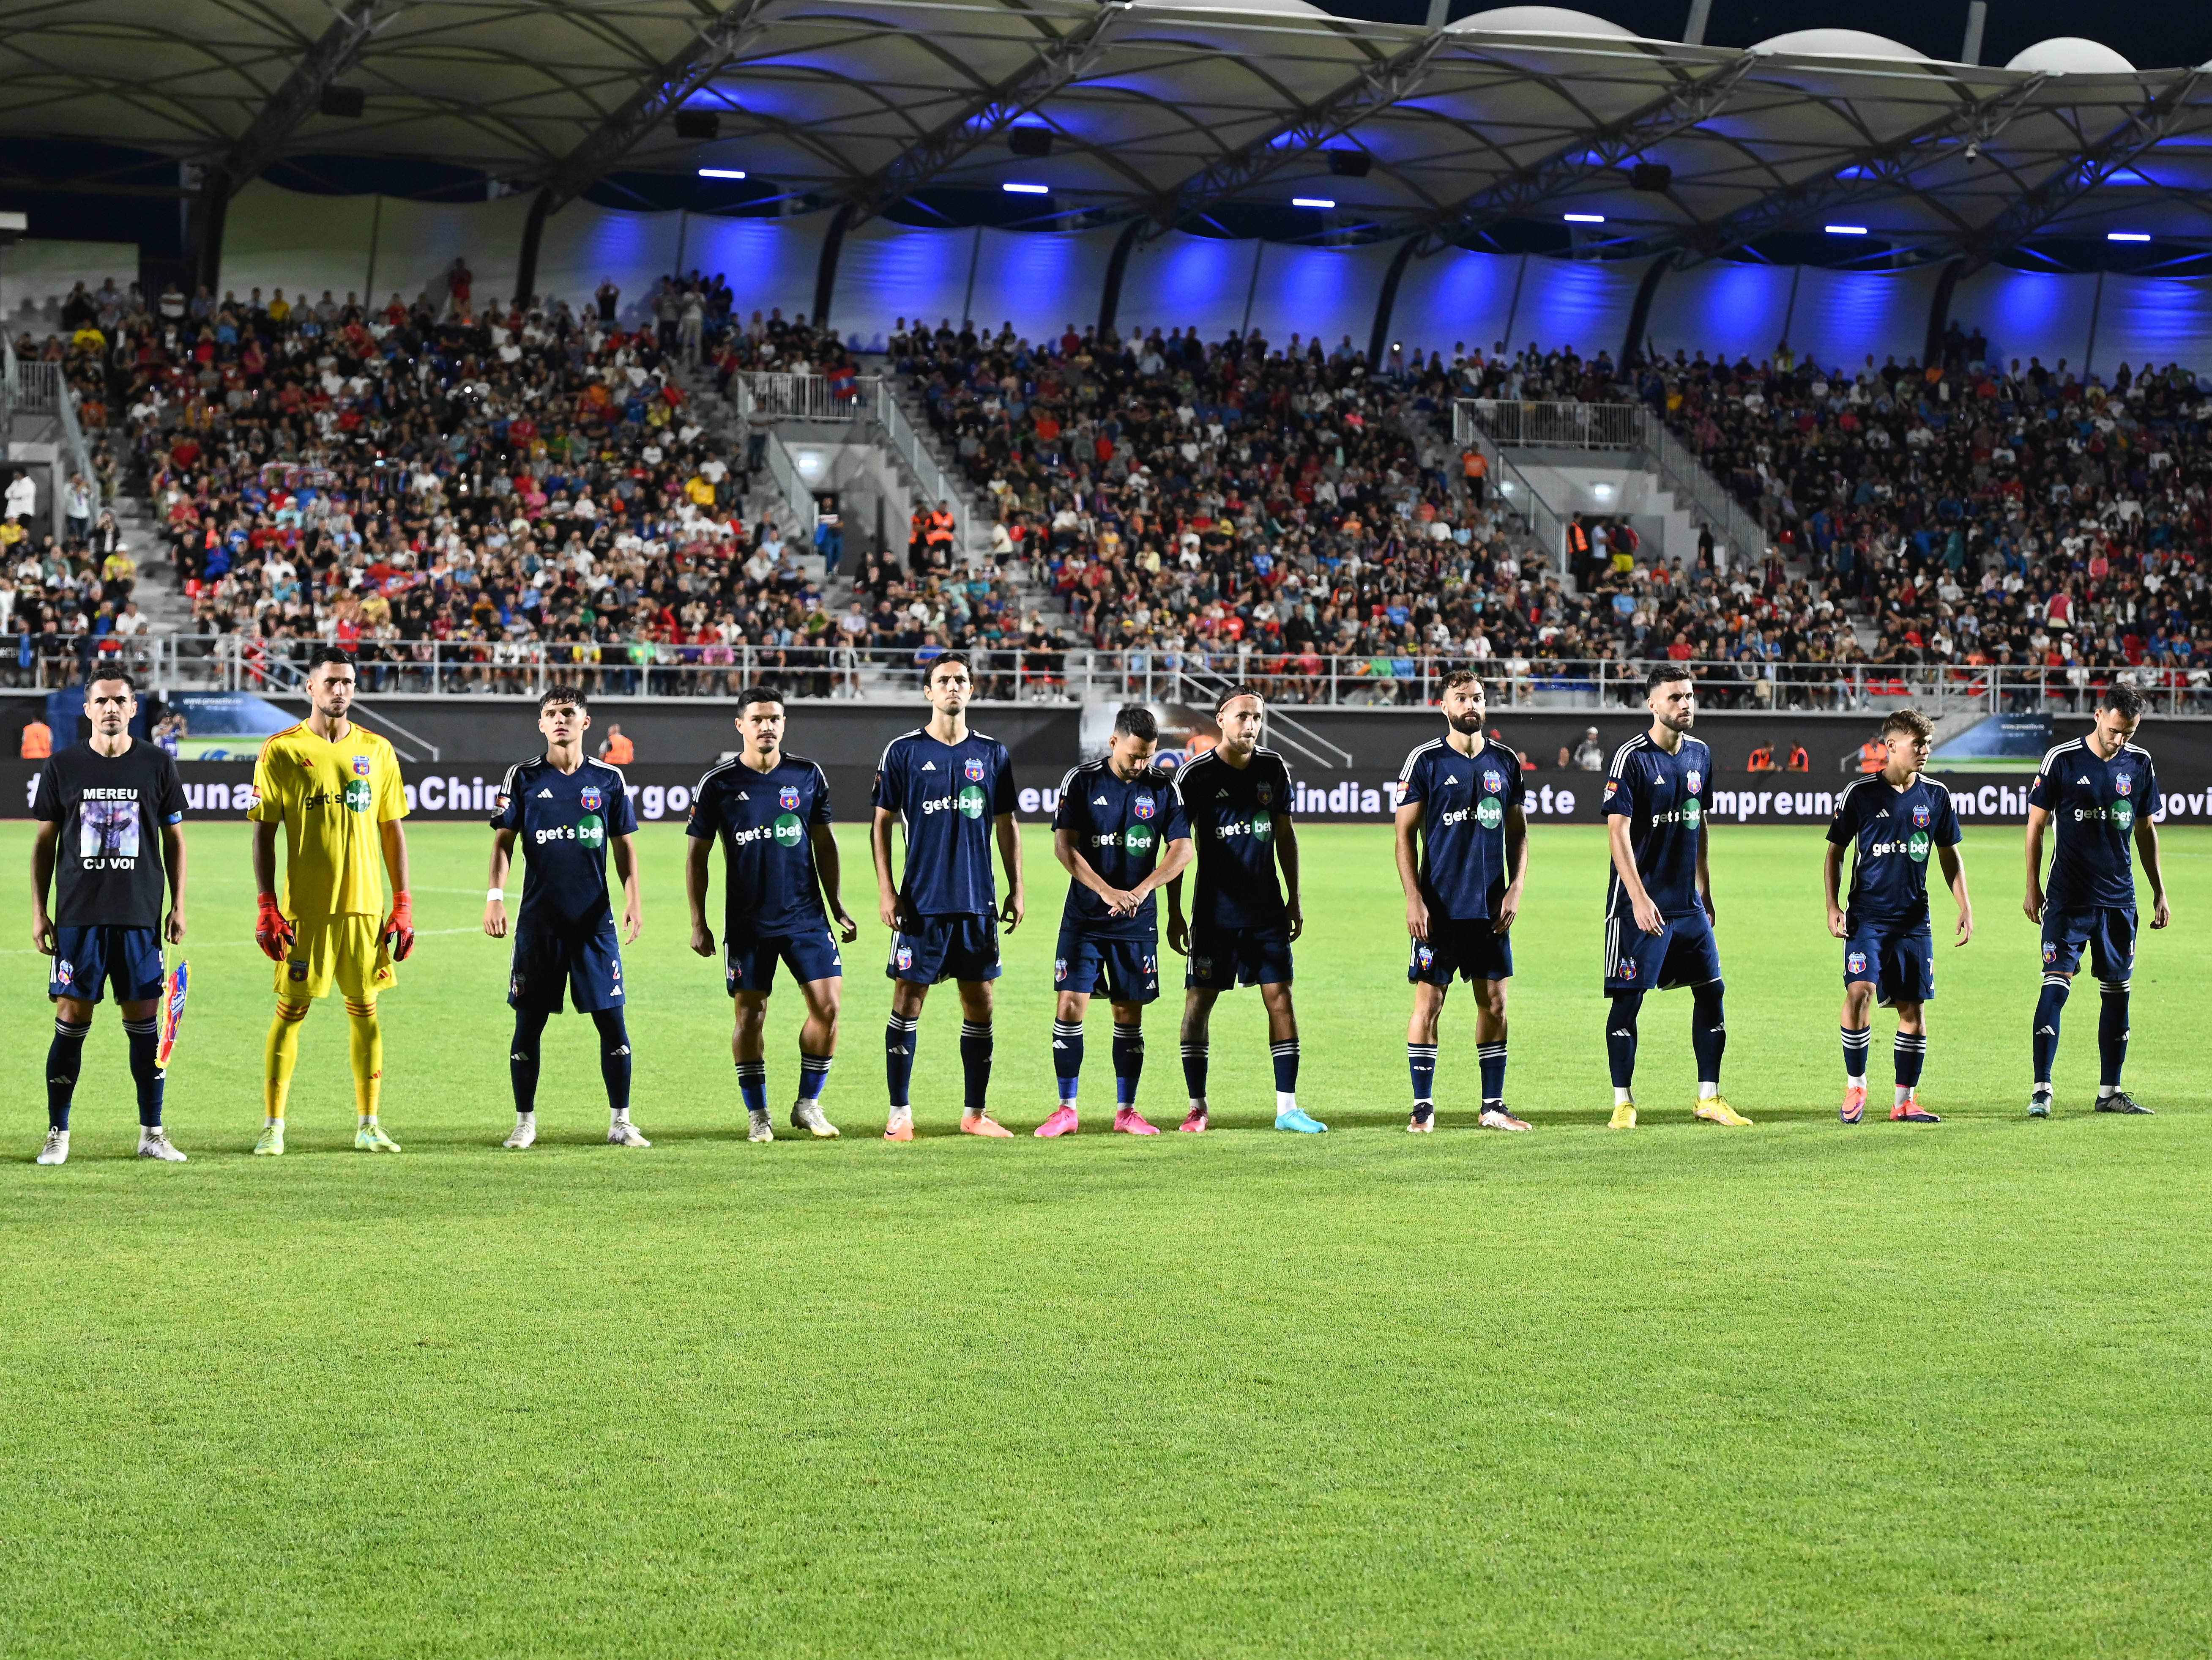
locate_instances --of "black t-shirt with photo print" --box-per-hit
[33,740,185,927]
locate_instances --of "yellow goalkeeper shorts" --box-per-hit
[275,913,396,1001]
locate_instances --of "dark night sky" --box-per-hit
[1329,0,2211,69]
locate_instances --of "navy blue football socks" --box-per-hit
[509,1006,549,1115]
[1111,1022,1143,1106]
[591,1008,632,1115]
[1407,1041,1437,1106]
[885,1014,918,1108]
[798,1051,833,1104]
[2099,978,2130,1088]
[960,1020,993,1114]
[1690,981,1727,1086]
[1181,1040,1208,1102]
[1051,1019,1084,1104]
[2033,975,2069,1084]
[1841,1024,1871,1082]
[122,1016,163,1126]
[1270,1039,1299,1096]
[1476,1041,1507,1106]
[1605,992,1643,1090]
[1893,1031,1926,1092]
[46,1016,89,1131]
[736,1058,768,1117]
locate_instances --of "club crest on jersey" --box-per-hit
[1255,781,1274,807]
[55,959,73,984]
[2116,775,2133,797]
[1134,794,1157,820]
[1416,944,1435,967]
[2042,943,2057,964]
[1847,951,1868,975]
[1617,959,1637,981]
[579,786,603,812]
[1054,957,1069,982]
[352,755,372,778]
[1193,955,1213,977]
[896,945,914,971]
[964,758,986,782]
[1686,769,1702,794]
[1912,803,1930,828]
[1481,770,1503,794]
[779,785,801,811]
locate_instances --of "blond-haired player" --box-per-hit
[249,646,414,1153]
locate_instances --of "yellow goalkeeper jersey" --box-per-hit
[249,721,409,919]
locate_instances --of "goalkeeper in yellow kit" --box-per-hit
[248,646,415,1153]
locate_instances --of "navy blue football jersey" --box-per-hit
[1174,747,1295,929]
[688,753,833,937]
[2029,735,2159,909]
[1053,758,1192,940]
[872,727,1017,916]
[1397,736,1524,921]
[491,756,638,930]
[1602,733,1712,918]
[1826,773,1961,927]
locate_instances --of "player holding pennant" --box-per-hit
[30,669,189,1164]
[249,646,414,1153]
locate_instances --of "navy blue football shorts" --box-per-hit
[509,920,626,1014]
[1842,920,1935,1006]
[1054,925,1161,1003]
[1603,907,1721,994]
[50,924,165,1004]
[887,912,1001,984]
[2040,904,2136,983]
[1186,921,1293,990]
[727,925,844,995]
[1409,916,1513,986]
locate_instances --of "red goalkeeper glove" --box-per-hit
[254,891,295,963]
[383,890,415,961]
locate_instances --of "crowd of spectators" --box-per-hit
[1608,322,2212,689]
[13,256,2211,706]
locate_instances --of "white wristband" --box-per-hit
[486,888,505,901]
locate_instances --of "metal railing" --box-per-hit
[1458,398,1769,565]
[873,381,973,556]
[1463,400,1642,449]
[758,429,820,540]
[1451,402,1572,573]
[732,369,975,559]
[735,370,869,422]
[2,337,101,526]
[56,636,2208,718]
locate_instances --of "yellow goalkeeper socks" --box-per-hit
[346,1000,383,1120]
[265,1003,308,1119]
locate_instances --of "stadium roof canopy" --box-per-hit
[3,0,2210,263]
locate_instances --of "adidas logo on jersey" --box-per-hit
[923,762,937,771]
[2077,776,2091,785]
[736,791,749,800]
[537,788,553,797]
[1094,795,1109,805]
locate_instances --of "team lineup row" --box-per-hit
[27,650,2171,1164]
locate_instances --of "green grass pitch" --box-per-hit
[4,818,2209,1657]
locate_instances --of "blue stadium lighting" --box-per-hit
[1561,213,1605,223]
[2108,231,2151,242]
[1291,197,1335,208]
[1002,182,1050,194]
[1825,225,1869,235]
[696,168,746,179]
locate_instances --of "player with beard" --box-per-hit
[1600,664,1750,1129]
[1394,671,1530,1132]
